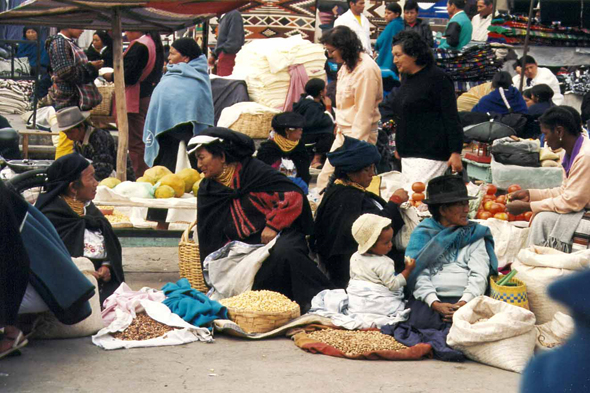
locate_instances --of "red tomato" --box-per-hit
[508,213,516,221]
[483,194,495,202]
[478,211,493,220]
[524,211,533,222]
[494,212,508,221]
[507,184,522,193]
[486,185,497,195]
[484,201,494,212]
[495,195,507,204]
[515,214,526,221]
[412,182,426,193]
[412,192,425,202]
[490,203,506,215]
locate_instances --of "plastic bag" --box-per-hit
[490,156,564,190]
[492,137,540,167]
[394,204,420,250]
[447,296,536,373]
[113,181,155,199]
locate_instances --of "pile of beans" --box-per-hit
[112,313,176,341]
[307,329,407,356]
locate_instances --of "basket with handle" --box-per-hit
[228,111,275,139]
[489,275,529,310]
[178,220,208,293]
[90,83,115,116]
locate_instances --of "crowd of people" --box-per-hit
[1,2,589,388]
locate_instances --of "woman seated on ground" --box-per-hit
[256,112,311,194]
[292,78,335,169]
[85,30,113,68]
[190,127,333,311]
[1,180,94,359]
[144,37,214,172]
[55,106,135,181]
[312,137,407,288]
[383,174,498,361]
[507,106,590,253]
[35,154,124,303]
[471,71,528,115]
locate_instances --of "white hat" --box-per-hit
[187,135,224,155]
[351,213,392,254]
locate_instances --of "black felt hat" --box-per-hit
[422,174,476,205]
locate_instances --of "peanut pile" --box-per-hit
[112,313,176,341]
[307,329,408,356]
[220,290,299,313]
[105,210,131,224]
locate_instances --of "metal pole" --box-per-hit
[518,0,536,92]
[202,19,209,56]
[113,9,129,181]
[32,32,41,129]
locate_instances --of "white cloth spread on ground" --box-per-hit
[308,279,409,329]
[92,300,212,350]
[203,238,278,301]
[101,282,166,326]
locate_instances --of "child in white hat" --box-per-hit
[350,213,415,292]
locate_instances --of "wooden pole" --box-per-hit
[518,0,536,92]
[113,8,129,181]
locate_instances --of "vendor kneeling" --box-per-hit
[383,174,498,361]
[507,106,590,253]
[54,107,135,181]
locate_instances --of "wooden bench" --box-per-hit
[19,130,59,159]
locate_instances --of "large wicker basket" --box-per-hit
[178,220,208,293]
[90,83,115,116]
[226,306,300,334]
[229,111,275,139]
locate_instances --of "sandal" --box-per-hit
[0,331,28,360]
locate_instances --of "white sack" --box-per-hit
[535,312,575,352]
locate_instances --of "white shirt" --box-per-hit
[334,9,372,54]
[471,13,492,41]
[349,252,407,292]
[512,66,564,105]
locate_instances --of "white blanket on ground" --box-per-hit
[92,300,213,350]
[308,280,410,330]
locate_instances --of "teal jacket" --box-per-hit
[439,11,472,50]
[375,17,404,73]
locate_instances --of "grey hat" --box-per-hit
[51,107,91,133]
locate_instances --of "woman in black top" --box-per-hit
[391,31,463,192]
[85,30,113,68]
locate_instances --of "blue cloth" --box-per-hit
[439,11,473,50]
[16,40,49,69]
[405,218,498,294]
[143,55,214,167]
[162,278,227,327]
[471,86,528,115]
[289,176,309,195]
[21,204,94,324]
[521,269,590,392]
[375,17,404,73]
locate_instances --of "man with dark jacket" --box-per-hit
[208,10,245,76]
[402,0,434,47]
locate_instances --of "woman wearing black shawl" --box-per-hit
[256,112,311,193]
[311,137,408,288]
[190,128,332,311]
[35,154,124,303]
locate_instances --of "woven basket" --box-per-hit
[229,111,275,139]
[178,220,208,293]
[489,275,529,310]
[90,83,115,116]
[226,306,300,334]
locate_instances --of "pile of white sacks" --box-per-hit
[231,35,326,110]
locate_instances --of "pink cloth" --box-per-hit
[282,64,308,112]
[124,34,157,113]
[101,282,166,326]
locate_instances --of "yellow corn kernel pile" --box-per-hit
[307,329,407,356]
[105,210,131,224]
[219,290,299,313]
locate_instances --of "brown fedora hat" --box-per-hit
[51,107,91,133]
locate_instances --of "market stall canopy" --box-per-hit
[0,0,248,31]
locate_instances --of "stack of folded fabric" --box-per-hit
[488,15,590,47]
[435,44,502,91]
[0,79,34,114]
[231,35,326,110]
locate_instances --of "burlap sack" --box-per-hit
[512,246,590,324]
[447,296,536,373]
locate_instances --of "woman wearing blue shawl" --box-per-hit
[16,26,51,98]
[381,174,498,361]
[143,37,214,172]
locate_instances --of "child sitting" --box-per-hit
[347,213,415,315]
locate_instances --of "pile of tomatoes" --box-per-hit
[409,182,426,207]
[476,184,532,222]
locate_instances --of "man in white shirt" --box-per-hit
[512,55,564,105]
[471,0,493,41]
[334,0,372,53]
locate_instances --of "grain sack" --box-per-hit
[512,246,590,324]
[447,296,536,373]
[535,312,575,352]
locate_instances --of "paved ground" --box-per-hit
[1,247,523,393]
